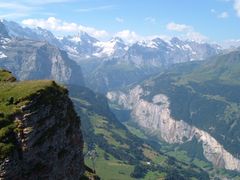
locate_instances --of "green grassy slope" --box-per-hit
[118,50,240,179]
[139,51,240,157]
[0,69,16,82]
[123,122,240,180]
[0,69,66,160]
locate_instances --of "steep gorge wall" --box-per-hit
[107,85,240,171]
[0,33,85,86]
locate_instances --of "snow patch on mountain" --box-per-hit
[137,40,158,49]
[69,36,82,43]
[0,38,11,45]
[0,51,7,58]
[93,37,127,57]
[1,20,223,64]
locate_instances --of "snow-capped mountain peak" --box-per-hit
[34,27,55,39]
[61,32,98,46]
[136,38,172,49]
[68,35,82,43]
[1,20,223,64]
[110,37,124,44]
[93,37,127,58]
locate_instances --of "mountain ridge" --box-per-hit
[2,20,222,63]
[1,20,223,93]
[0,21,85,86]
[68,85,210,179]
[107,50,240,178]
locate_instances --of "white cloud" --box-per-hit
[0,0,76,19]
[210,8,229,19]
[218,11,229,18]
[114,30,171,44]
[0,0,69,10]
[144,17,156,24]
[75,5,114,12]
[115,30,142,44]
[25,0,75,5]
[115,17,124,23]
[222,39,240,48]
[0,13,29,19]
[186,32,208,42]
[22,17,109,39]
[166,22,192,32]
[0,2,30,11]
[0,2,32,19]
[211,9,216,13]
[145,34,172,43]
[234,0,240,17]
[166,22,208,42]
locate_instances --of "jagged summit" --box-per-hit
[1,20,222,62]
[170,37,182,44]
[110,36,124,43]
[65,31,98,44]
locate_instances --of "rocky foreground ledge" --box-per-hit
[0,70,97,179]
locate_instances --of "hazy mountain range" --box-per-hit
[0,20,224,93]
[1,19,240,179]
[2,20,222,63]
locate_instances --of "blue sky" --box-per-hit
[0,0,240,45]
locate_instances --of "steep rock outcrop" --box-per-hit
[0,75,84,179]
[107,85,240,171]
[0,21,10,39]
[0,39,84,86]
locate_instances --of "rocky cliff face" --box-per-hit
[0,39,84,86]
[69,85,210,179]
[0,72,85,179]
[107,85,240,172]
[0,21,10,39]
